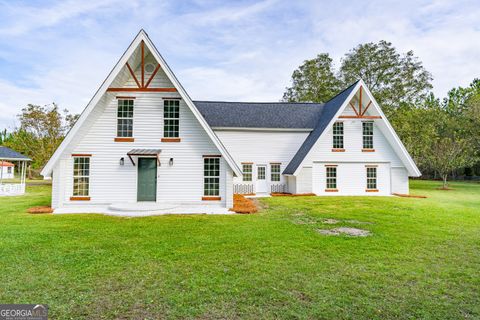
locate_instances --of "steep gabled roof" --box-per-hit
[0,146,31,161]
[283,81,359,175]
[41,30,242,177]
[194,101,324,129]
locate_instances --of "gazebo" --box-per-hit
[0,146,31,196]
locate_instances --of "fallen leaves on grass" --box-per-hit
[27,206,53,214]
[231,194,258,214]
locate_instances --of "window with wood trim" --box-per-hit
[270,163,281,182]
[164,100,180,138]
[73,157,90,196]
[204,157,220,196]
[242,164,252,182]
[117,99,134,137]
[366,167,377,190]
[326,166,337,190]
[333,122,344,149]
[362,122,374,149]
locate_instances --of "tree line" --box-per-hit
[1,40,478,186]
[283,40,480,188]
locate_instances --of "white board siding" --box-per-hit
[391,167,409,194]
[313,162,391,196]
[296,167,312,194]
[214,130,309,193]
[55,92,230,208]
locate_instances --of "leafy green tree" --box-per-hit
[3,103,78,176]
[283,53,342,103]
[339,40,433,115]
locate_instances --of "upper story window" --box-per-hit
[73,157,90,197]
[242,163,252,182]
[204,157,220,196]
[326,166,337,190]
[362,122,374,149]
[270,163,281,182]
[333,122,344,149]
[164,100,180,138]
[117,99,134,137]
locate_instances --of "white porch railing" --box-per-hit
[234,184,255,195]
[0,183,25,196]
[270,184,287,193]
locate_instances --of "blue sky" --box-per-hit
[0,0,479,129]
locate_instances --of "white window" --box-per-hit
[333,122,344,149]
[270,163,281,182]
[73,157,90,196]
[366,167,377,190]
[164,100,180,138]
[242,163,252,182]
[204,157,220,196]
[363,122,374,149]
[326,166,337,190]
[117,99,134,137]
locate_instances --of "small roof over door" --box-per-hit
[127,149,161,166]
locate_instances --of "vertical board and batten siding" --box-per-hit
[299,107,408,195]
[214,130,310,192]
[52,61,230,209]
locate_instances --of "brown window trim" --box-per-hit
[325,189,339,192]
[116,96,136,99]
[362,148,375,152]
[70,196,91,201]
[270,162,282,164]
[365,189,379,192]
[202,196,221,201]
[241,162,253,164]
[162,97,181,100]
[114,137,135,142]
[365,165,378,167]
[71,154,92,157]
[324,164,338,167]
[161,138,181,142]
[332,148,345,152]
[203,155,222,158]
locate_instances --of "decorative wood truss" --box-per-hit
[338,86,381,119]
[107,41,177,93]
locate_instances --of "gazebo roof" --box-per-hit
[0,146,31,161]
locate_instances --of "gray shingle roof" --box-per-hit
[194,101,324,129]
[283,81,359,175]
[0,146,31,161]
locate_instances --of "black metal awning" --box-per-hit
[127,149,161,166]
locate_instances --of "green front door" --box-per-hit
[137,158,157,201]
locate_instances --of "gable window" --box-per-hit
[332,122,344,149]
[362,122,374,149]
[117,99,134,138]
[242,163,252,182]
[270,163,281,182]
[164,100,180,138]
[366,167,377,190]
[325,166,337,191]
[73,157,90,197]
[204,157,220,196]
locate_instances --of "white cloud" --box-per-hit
[0,0,479,130]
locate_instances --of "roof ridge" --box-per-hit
[193,100,324,105]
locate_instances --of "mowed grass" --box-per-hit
[0,181,479,319]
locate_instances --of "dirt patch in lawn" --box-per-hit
[317,227,371,237]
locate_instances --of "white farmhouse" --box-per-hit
[41,30,421,214]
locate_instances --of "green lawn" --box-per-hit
[1,180,479,319]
